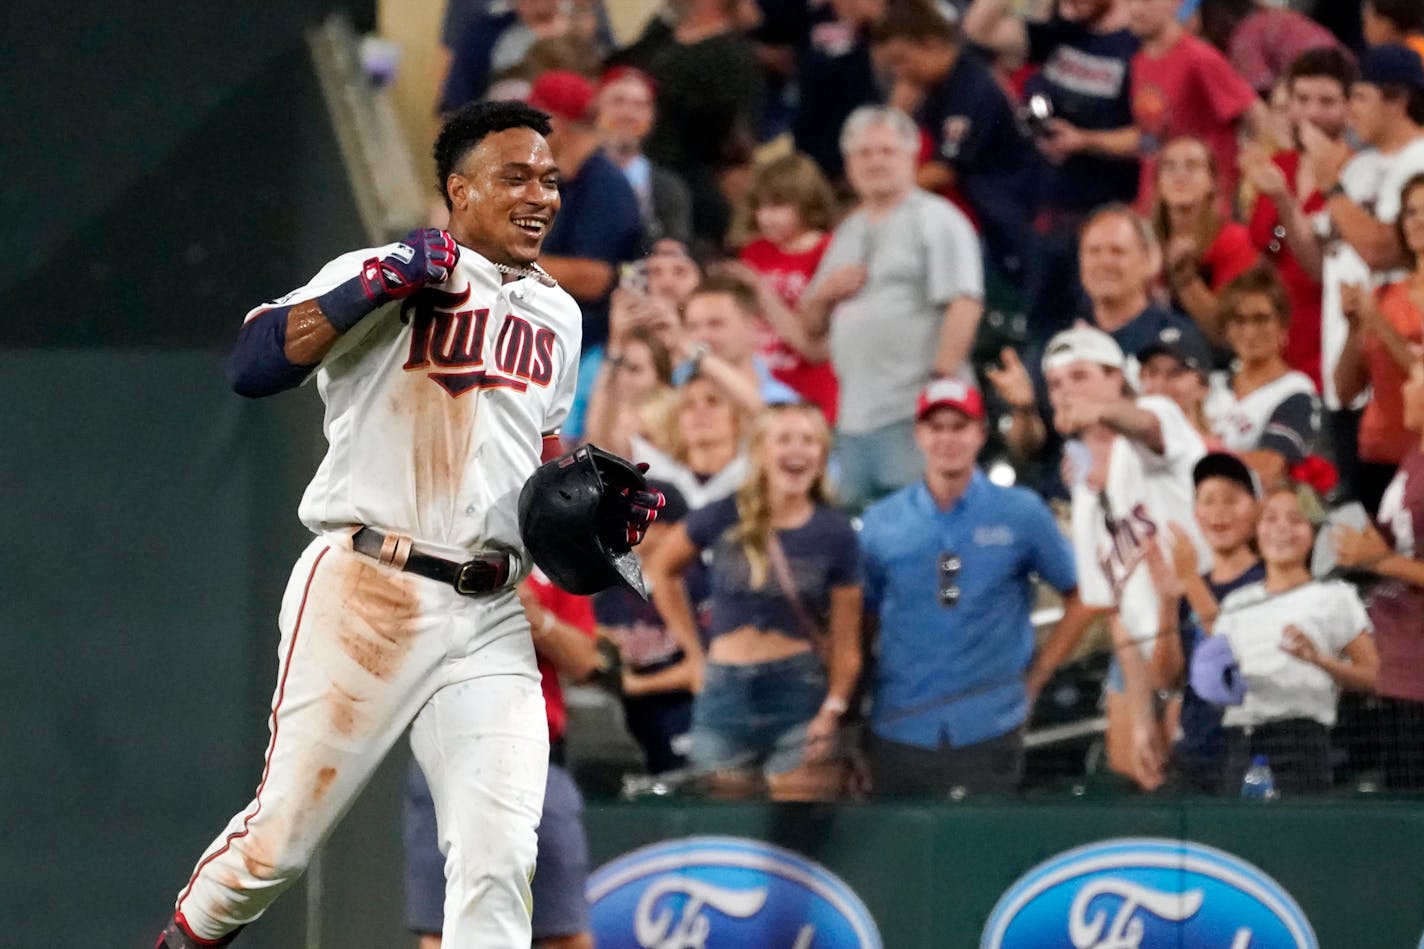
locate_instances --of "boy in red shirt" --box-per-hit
[1126,0,1266,211]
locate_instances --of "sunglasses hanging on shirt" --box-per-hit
[938,552,961,608]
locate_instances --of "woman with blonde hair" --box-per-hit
[1151,135,1260,342]
[644,403,863,800]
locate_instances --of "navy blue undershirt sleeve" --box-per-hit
[226,305,316,398]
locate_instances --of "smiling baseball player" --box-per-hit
[155,100,661,948]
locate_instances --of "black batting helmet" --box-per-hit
[518,445,651,598]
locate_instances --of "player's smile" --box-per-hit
[448,126,561,267]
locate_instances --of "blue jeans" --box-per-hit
[834,419,922,512]
[689,652,826,776]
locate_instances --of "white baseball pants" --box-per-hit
[172,535,549,947]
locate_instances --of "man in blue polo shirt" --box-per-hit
[860,379,1087,795]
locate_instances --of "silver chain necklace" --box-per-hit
[491,261,557,287]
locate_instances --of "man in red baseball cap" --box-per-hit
[855,377,1089,795]
[524,70,647,356]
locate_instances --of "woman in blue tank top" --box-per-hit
[645,403,863,800]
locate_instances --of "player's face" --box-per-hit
[1224,293,1288,366]
[678,378,738,448]
[1195,478,1259,555]
[1156,139,1214,209]
[914,407,986,479]
[1256,490,1314,567]
[753,202,804,247]
[844,121,917,204]
[596,76,655,147]
[1403,360,1424,432]
[1289,76,1349,142]
[446,127,561,267]
[1400,183,1424,259]
[683,292,755,362]
[760,409,829,498]
[1080,214,1155,307]
[1124,0,1175,39]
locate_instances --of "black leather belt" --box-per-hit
[352,527,513,596]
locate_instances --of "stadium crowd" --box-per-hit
[414,0,1424,806]
[385,0,1424,942]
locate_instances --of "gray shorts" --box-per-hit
[403,757,590,939]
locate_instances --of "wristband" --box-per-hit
[317,268,389,333]
[820,696,849,717]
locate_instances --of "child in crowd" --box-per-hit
[732,152,842,423]
[1193,483,1379,792]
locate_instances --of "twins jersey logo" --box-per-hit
[982,838,1317,949]
[587,836,882,948]
[400,287,555,397]
[1099,502,1157,599]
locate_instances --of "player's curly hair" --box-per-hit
[433,100,554,210]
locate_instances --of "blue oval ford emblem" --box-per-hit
[982,838,1316,949]
[587,835,882,949]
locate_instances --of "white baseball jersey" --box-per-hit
[244,244,582,556]
[1318,138,1424,410]
[1209,370,1317,455]
[1070,396,1210,657]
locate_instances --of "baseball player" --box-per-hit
[155,100,661,948]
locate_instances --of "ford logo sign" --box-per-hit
[587,835,882,949]
[982,838,1317,949]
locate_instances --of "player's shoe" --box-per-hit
[155,914,243,948]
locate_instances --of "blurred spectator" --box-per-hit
[859,380,1085,795]
[633,374,750,510]
[995,205,1207,463]
[800,106,985,510]
[1196,485,1378,793]
[404,571,601,949]
[1241,47,1358,389]
[1197,0,1346,96]
[964,0,1142,346]
[566,241,696,439]
[613,0,766,249]
[595,66,693,246]
[1135,325,1219,447]
[1210,265,1320,488]
[1151,136,1260,343]
[1336,358,1424,791]
[1311,45,1424,484]
[1335,174,1424,516]
[531,71,646,352]
[594,482,695,775]
[645,404,863,800]
[1362,0,1424,66]
[440,0,601,113]
[793,0,886,183]
[1126,0,1264,212]
[675,274,802,414]
[583,323,675,456]
[1162,453,1266,794]
[1042,325,1209,789]
[731,153,841,422]
[872,2,1038,302]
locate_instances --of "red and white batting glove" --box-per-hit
[621,463,665,546]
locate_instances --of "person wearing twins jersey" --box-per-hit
[1043,325,1210,790]
[155,101,662,949]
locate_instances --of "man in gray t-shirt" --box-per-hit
[800,105,985,510]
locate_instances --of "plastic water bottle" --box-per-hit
[1241,755,1280,801]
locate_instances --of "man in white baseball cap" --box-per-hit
[1040,324,1211,791]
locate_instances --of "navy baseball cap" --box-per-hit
[1193,452,1262,500]
[1359,44,1424,91]
[1136,325,1214,377]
